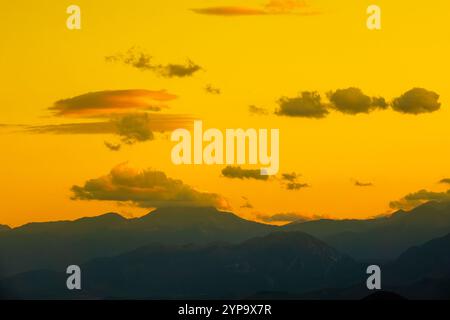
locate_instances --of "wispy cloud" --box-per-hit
[50,89,176,118]
[25,114,193,145]
[192,0,319,16]
[106,48,202,78]
[205,84,221,95]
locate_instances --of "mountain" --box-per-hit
[0,207,274,277]
[2,201,450,280]
[0,231,362,299]
[385,232,450,285]
[291,232,450,300]
[0,224,10,232]
[283,201,450,261]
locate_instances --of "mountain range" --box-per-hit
[1,202,450,299]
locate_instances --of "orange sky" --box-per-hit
[1,0,450,227]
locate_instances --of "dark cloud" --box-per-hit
[328,88,388,114]
[275,91,329,118]
[354,180,374,187]
[71,163,228,209]
[279,172,308,190]
[390,189,450,210]
[286,182,309,190]
[104,141,121,151]
[106,48,153,70]
[50,89,176,117]
[192,0,319,16]
[249,105,269,115]
[205,84,221,95]
[392,88,441,114]
[281,172,300,182]
[114,113,154,144]
[107,48,202,78]
[159,60,202,78]
[221,166,269,181]
[439,178,450,185]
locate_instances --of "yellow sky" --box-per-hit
[1,0,450,226]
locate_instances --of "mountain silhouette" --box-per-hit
[0,231,362,299]
[0,207,273,277]
[2,202,450,279]
[385,232,450,285]
[284,201,450,261]
[0,224,9,232]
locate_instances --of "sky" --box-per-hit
[1,0,450,227]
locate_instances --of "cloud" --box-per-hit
[275,91,329,118]
[328,88,388,115]
[286,182,309,190]
[50,89,176,117]
[279,172,308,190]
[192,7,266,16]
[25,114,193,144]
[106,48,153,70]
[249,105,269,115]
[192,0,319,16]
[390,189,450,210]
[240,197,254,209]
[205,84,221,95]
[114,113,154,144]
[354,180,374,187]
[221,166,269,181]
[104,141,121,151]
[392,88,441,114]
[107,48,202,78]
[24,122,115,134]
[281,172,300,182]
[257,212,328,223]
[159,60,202,78]
[71,163,228,209]
[439,178,450,185]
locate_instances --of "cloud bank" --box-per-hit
[71,163,228,209]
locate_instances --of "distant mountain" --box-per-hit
[0,231,362,299]
[286,232,450,300]
[2,201,450,280]
[0,207,274,277]
[385,232,450,285]
[283,201,450,261]
[0,224,10,232]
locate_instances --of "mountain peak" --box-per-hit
[74,212,126,224]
